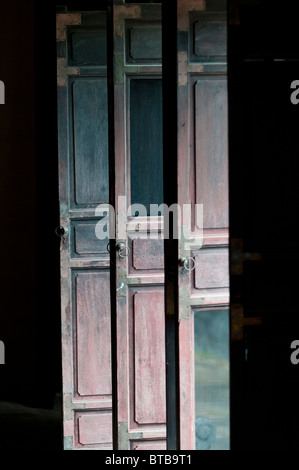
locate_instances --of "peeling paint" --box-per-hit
[67,67,80,76]
[64,436,73,450]
[60,202,68,218]
[114,54,125,85]
[177,0,206,31]
[118,422,143,450]
[178,51,188,86]
[57,58,67,87]
[63,393,73,421]
[114,5,141,37]
[56,13,81,42]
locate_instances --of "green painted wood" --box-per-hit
[68,28,107,66]
[190,12,227,63]
[71,78,109,206]
[128,25,162,61]
[194,21,226,58]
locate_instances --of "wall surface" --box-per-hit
[0,0,61,408]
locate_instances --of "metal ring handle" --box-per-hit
[179,257,196,272]
[117,242,131,258]
[184,257,196,271]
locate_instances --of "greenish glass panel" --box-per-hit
[194,309,230,450]
[130,79,163,216]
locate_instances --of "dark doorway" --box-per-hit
[229,1,299,450]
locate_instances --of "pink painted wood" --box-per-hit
[112,2,166,450]
[75,272,111,398]
[76,411,113,448]
[177,0,229,450]
[57,1,229,452]
[133,291,166,425]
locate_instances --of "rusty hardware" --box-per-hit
[55,226,69,241]
[116,242,131,258]
[179,257,196,271]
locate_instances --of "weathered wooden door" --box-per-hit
[176,0,230,450]
[56,11,113,450]
[56,4,166,451]
[56,1,229,451]
[111,2,167,450]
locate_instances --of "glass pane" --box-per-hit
[130,79,163,216]
[194,309,230,450]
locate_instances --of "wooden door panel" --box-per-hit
[71,219,109,258]
[191,12,227,61]
[127,23,162,62]
[57,12,113,450]
[195,77,229,229]
[67,28,107,66]
[132,289,166,426]
[112,2,166,449]
[131,238,164,271]
[177,0,229,450]
[75,411,112,449]
[194,247,229,290]
[74,270,111,398]
[71,78,109,207]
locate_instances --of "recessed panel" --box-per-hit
[190,12,227,62]
[194,21,226,58]
[132,238,164,270]
[74,270,111,397]
[71,78,109,207]
[71,219,109,258]
[195,78,228,229]
[68,29,107,66]
[194,248,229,290]
[133,290,166,425]
[128,25,162,62]
[76,411,112,447]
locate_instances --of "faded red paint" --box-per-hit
[177,0,229,450]
[113,2,166,450]
[57,1,229,452]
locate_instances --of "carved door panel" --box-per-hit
[176,1,230,450]
[56,11,113,450]
[111,2,167,451]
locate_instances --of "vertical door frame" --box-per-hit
[57,12,83,450]
[162,0,180,450]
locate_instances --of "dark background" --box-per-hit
[0,1,60,407]
[229,0,299,449]
[0,0,299,450]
